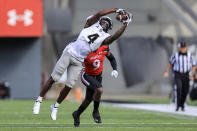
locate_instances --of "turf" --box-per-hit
[0,100,197,131]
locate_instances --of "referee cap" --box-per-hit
[178,41,187,48]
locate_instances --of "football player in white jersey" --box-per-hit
[33,8,132,120]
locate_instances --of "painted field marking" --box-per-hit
[113,103,197,117]
[0,122,197,125]
[0,126,197,129]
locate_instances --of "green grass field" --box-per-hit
[0,100,197,131]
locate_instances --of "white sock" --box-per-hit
[54,102,60,108]
[36,96,43,102]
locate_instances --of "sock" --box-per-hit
[77,105,86,116]
[54,102,60,108]
[36,96,43,103]
[93,101,100,112]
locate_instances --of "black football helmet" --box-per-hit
[99,16,113,33]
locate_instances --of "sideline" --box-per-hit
[112,103,197,117]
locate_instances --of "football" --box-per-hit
[116,14,128,22]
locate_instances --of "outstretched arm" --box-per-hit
[102,23,127,45]
[85,8,118,28]
[106,52,118,78]
[102,12,132,45]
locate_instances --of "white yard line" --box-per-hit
[113,103,197,117]
[1,122,197,129]
[0,122,197,125]
[0,126,197,129]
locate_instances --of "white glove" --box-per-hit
[122,12,133,25]
[116,8,126,14]
[111,70,118,78]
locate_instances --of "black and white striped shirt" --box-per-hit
[170,51,196,73]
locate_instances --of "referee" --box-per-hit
[164,41,196,111]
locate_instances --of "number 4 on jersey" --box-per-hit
[88,33,99,44]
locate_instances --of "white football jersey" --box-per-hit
[66,19,110,62]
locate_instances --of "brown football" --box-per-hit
[116,14,128,22]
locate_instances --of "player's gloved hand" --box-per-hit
[111,70,118,78]
[122,12,133,25]
[116,8,126,14]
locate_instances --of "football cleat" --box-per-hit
[72,111,80,127]
[50,104,58,120]
[33,100,41,114]
[92,110,102,123]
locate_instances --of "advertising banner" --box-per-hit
[0,0,43,37]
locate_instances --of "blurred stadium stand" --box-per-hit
[45,8,71,32]
[1,0,197,99]
[0,38,41,99]
[117,37,172,87]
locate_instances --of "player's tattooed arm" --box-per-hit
[85,8,118,28]
[102,23,127,45]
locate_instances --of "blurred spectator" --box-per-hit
[190,69,197,101]
[0,80,10,99]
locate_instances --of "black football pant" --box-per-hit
[76,73,103,116]
[174,74,189,109]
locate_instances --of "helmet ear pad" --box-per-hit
[99,16,113,33]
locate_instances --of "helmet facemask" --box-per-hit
[99,16,113,33]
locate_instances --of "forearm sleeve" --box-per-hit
[106,53,117,70]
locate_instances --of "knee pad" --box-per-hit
[51,70,63,82]
[51,74,59,82]
[65,79,76,88]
